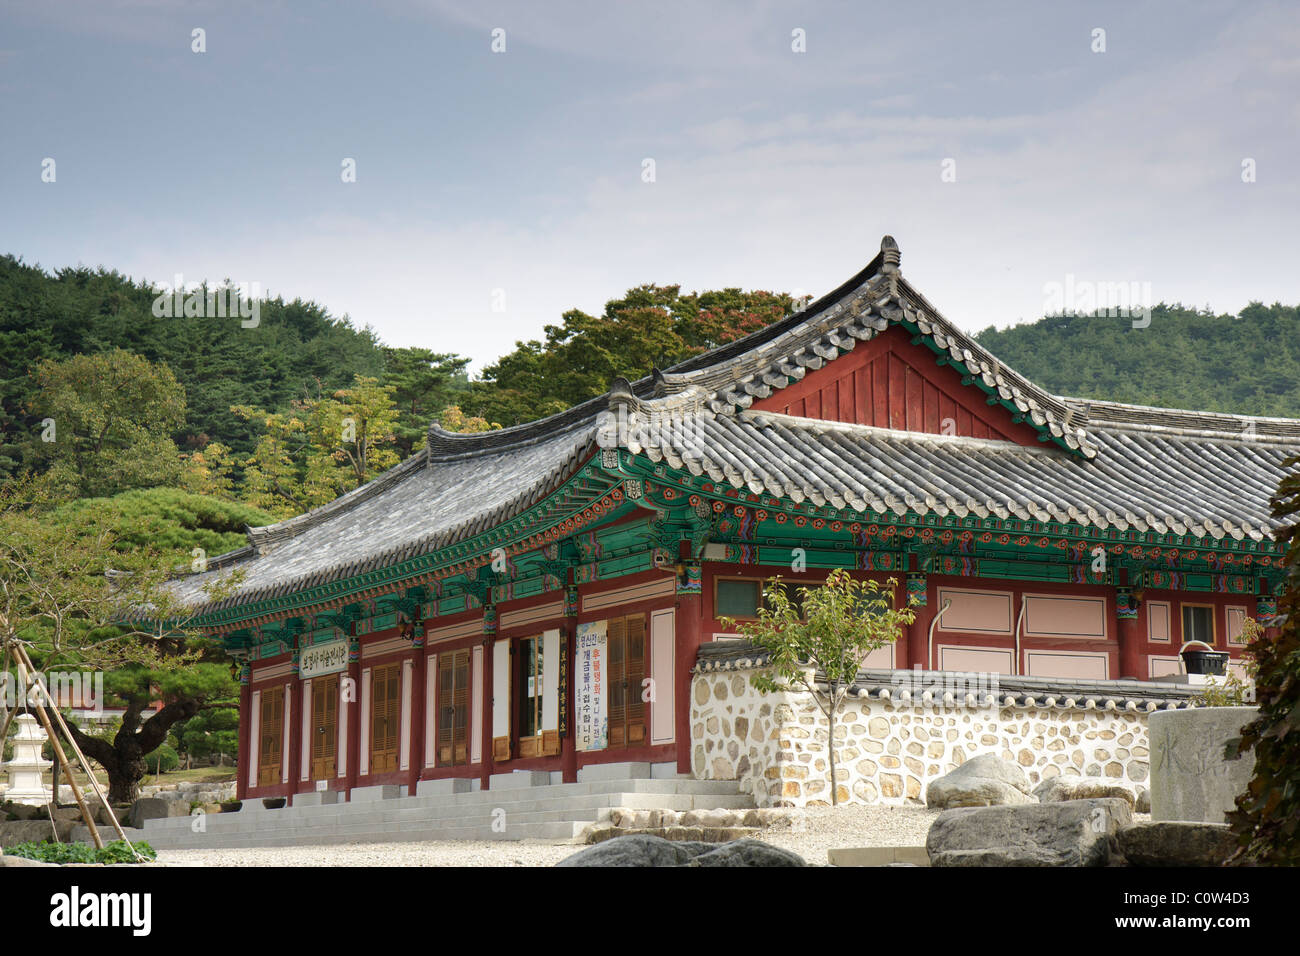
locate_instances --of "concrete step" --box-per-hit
[140,817,589,849]
[323,779,747,815]
[350,791,754,827]
[143,787,753,830]
[88,774,755,851]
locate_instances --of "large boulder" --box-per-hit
[557,835,804,867]
[102,804,131,829]
[129,797,190,829]
[927,797,1132,867]
[52,807,87,824]
[0,850,55,867]
[1034,776,1137,809]
[0,819,75,848]
[1,801,42,822]
[1148,707,1256,823]
[685,840,805,867]
[926,754,1033,809]
[1118,821,1236,867]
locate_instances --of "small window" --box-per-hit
[716,579,761,617]
[518,635,543,740]
[718,577,813,620]
[1182,605,1215,646]
[1226,606,1248,646]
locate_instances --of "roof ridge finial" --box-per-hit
[608,376,636,409]
[880,235,900,274]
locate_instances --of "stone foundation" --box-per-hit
[691,664,1191,808]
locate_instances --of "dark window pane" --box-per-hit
[717,579,761,617]
[1182,606,1213,644]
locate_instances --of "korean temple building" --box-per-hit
[169,236,1297,806]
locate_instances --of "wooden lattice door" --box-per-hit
[608,614,646,749]
[438,651,469,766]
[257,687,283,787]
[311,675,338,780]
[370,664,400,774]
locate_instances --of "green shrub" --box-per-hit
[143,743,179,773]
[4,840,156,864]
[98,840,157,864]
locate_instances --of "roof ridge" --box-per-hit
[740,407,1064,455]
[670,239,1097,458]
[1065,395,1300,430]
[412,239,893,457]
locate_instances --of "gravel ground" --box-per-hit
[157,805,943,867]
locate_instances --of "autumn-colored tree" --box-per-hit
[229,405,316,516]
[676,288,802,353]
[179,440,236,499]
[233,375,401,517]
[307,375,400,489]
[438,405,501,434]
[470,285,799,426]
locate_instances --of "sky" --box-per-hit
[1,0,1297,372]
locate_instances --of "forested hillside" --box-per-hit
[3,252,1297,507]
[973,303,1300,418]
[0,255,472,481]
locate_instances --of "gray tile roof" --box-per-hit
[695,641,1202,710]
[639,406,1292,540]
[170,237,1299,616]
[170,418,597,610]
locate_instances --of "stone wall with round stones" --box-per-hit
[691,665,1180,808]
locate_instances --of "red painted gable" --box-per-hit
[750,325,1042,447]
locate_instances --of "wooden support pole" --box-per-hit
[0,643,17,746]
[14,651,103,850]
[13,643,141,855]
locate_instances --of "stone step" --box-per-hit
[75,775,755,851]
[402,777,747,808]
[363,791,755,824]
[230,788,752,826]
[133,817,589,849]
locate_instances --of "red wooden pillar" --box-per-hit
[409,640,427,796]
[903,571,931,670]
[1116,587,1144,680]
[344,630,362,799]
[287,642,303,805]
[675,562,705,775]
[236,664,251,801]
[561,586,579,783]
[906,613,930,671]
[480,631,493,792]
